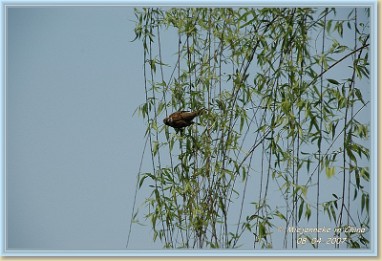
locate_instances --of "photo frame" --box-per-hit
[1,0,378,257]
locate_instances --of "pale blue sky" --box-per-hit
[6,6,152,250]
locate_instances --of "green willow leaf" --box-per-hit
[327,78,340,85]
[325,166,336,178]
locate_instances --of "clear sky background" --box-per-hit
[5,6,373,253]
[6,6,153,250]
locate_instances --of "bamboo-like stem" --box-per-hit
[317,7,328,249]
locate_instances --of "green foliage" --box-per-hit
[131,7,371,250]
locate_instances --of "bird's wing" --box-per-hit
[172,119,191,128]
[168,112,183,121]
[180,111,198,121]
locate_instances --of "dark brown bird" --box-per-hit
[163,109,205,131]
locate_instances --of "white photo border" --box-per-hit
[0,0,378,256]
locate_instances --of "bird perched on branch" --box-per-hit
[163,109,205,132]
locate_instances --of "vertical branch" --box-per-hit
[155,10,186,247]
[295,9,308,247]
[347,7,358,232]
[142,9,170,246]
[317,8,328,248]
[338,7,358,236]
[149,11,175,246]
[216,10,227,248]
[126,135,150,248]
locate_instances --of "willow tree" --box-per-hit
[129,7,371,249]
